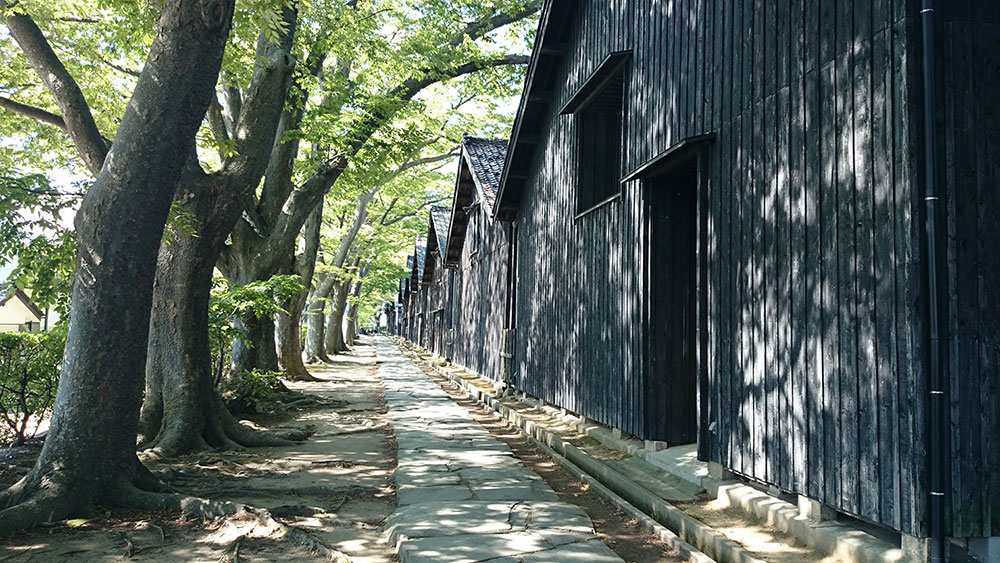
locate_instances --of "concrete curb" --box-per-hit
[528,435,717,563]
[710,483,910,563]
[404,348,774,563]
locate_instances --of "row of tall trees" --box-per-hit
[0,0,536,532]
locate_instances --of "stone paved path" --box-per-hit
[377,339,624,563]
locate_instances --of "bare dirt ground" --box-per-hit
[0,340,396,563]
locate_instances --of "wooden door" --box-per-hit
[645,157,698,444]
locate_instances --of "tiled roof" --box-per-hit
[413,237,427,281]
[430,205,451,253]
[463,136,508,211]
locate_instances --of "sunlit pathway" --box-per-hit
[376,338,624,563]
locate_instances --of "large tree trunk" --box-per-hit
[345,302,358,346]
[303,282,330,363]
[303,264,338,363]
[275,204,323,380]
[325,280,350,354]
[139,183,303,457]
[345,269,368,346]
[140,10,301,455]
[276,290,318,380]
[232,313,280,374]
[0,0,235,532]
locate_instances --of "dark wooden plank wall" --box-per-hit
[509,0,941,537]
[450,207,509,382]
[407,288,425,345]
[453,227,482,373]
[514,0,644,437]
[940,4,1000,538]
[424,253,451,357]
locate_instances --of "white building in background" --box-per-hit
[0,284,45,332]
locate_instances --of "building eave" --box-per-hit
[494,0,577,221]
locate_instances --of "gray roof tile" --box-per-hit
[463,136,508,211]
[413,237,427,281]
[430,205,451,254]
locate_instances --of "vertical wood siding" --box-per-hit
[423,253,450,358]
[451,207,510,382]
[502,0,996,538]
[939,5,1000,538]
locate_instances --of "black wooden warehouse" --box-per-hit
[397,271,411,337]
[403,237,427,345]
[491,0,999,548]
[420,205,454,358]
[443,136,513,383]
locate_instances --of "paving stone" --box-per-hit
[396,457,453,470]
[398,449,523,470]
[395,428,495,441]
[397,484,473,505]
[509,502,595,533]
[471,484,560,502]
[395,436,512,453]
[458,466,546,484]
[519,538,624,563]
[396,532,557,563]
[384,501,521,543]
[394,468,464,488]
[377,341,623,563]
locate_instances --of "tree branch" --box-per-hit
[55,17,99,23]
[376,197,398,226]
[444,0,542,47]
[381,196,449,226]
[337,2,540,159]
[0,180,84,198]
[256,23,334,230]
[3,9,109,175]
[206,95,230,157]
[261,152,349,272]
[344,53,529,157]
[0,95,65,129]
[220,82,242,138]
[102,59,141,78]
[397,148,459,174]
[221,6,298,186]
[294,201,323,285]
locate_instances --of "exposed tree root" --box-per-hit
[304,351,333,365]
[0,453,242,536]
[277,390,339,410]
[0,493,75,535]
[284,370,324,382]
[124,487,244,519]
[141,389,314,459]
[239,508,352,562]
[280,360,324,383]
[1,476,351,563]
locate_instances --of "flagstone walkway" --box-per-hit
[377,338,624,563]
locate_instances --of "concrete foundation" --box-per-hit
[644,440,668,452]
[797,495,836,522]
[706,461,735,481]
[901,534,939,563]
[969,537,1000,563]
